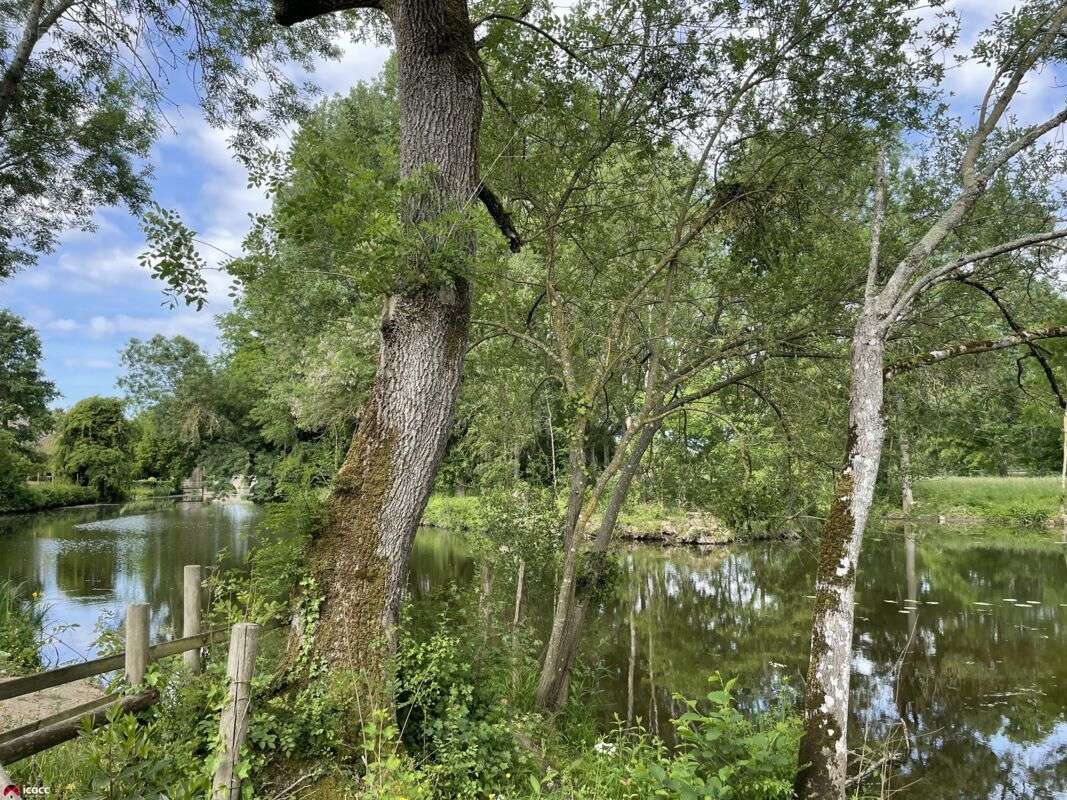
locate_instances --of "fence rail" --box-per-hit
[0,565,276,799]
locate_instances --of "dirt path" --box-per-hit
[0,676,107,733]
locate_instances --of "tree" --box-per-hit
[53,396,132,501]
[470,0,941,710]
[260,0,529,679]
[796,5,1067,797]
[0,309,56,449]
[118,335,212,412]
[0,0,345,276]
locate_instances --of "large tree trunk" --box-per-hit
[304,0,481,675]
[795,314,886,800]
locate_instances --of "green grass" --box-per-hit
[422,493,482,530]
[912,475,1061,526]
[614,501,690,533]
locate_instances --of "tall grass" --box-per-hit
[913,476,1060,525]
[0,580,45,673]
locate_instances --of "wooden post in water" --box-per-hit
[212,623,260,800]
[125,603,149,687]
[183,565,203,674]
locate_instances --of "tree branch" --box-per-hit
[474,13,588,68]
[885,325,1067,379]
[887,228,1067,324]
[273,0,381,26]
[957,278,1066,409]
[479,184,522,252]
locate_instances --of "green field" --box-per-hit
[913,476,1062,525]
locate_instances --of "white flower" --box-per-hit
[593,740,616,756]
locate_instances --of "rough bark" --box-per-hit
[795,315,886,799]
[299,0,482,676]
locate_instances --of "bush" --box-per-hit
[395,628,531,798]
[537,677,800,800]
[422,493,483,530]
[0,482,97,513]
[0,431,32,510]
[0,580,45,674]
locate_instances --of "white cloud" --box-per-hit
[308,37,390,96]
[82,311,220,346]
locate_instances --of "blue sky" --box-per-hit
[0,1,1060,406]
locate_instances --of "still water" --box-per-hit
[2,501,1067,798]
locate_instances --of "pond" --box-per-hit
[2,500,1066,799]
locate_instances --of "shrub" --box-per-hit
[0,482,97,513]
[537,677,800,800]
[0,580,45,673]
[395,628,532,798]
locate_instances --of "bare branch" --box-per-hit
[957,278,1066,408]
[887,228,1067,323]
[864,148,886,301]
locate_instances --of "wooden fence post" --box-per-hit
[212,623,260,800]
[183,565,203,674]
[125,603,149,687]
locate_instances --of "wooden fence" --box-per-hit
[0,565,271,800]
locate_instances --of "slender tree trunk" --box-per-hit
[303,0,481,676]
[535,423,658,709]
[899,431,914,514]
[795,314,886,800]
[478,560,494,631]
[535,434,588,708]
[511,557,525,693]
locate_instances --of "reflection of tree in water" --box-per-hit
[407,527,1067,798]
[55,543,118,597]
[855,530,1067,799]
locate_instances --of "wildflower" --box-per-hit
[593,740,616,756]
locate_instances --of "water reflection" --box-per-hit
[408,527,1067,799]
[2,504,1067,798]
[0,501,258,660]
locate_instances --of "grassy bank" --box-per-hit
[910,476,1061,526]
[0,482,98,515]
[424,494,709,536]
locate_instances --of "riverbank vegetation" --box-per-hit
[0,581,44,675]
[1,0,1066,796]
[909,476,1061,525]
[6,533,804,799]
